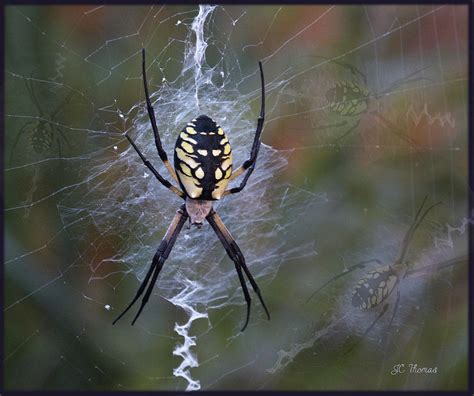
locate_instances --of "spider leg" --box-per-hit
[370,111,420,147]
[55,136,69,181]
[377,65,433,98]
[225,61,265,195]
[57,134,62,158]
[308,55,367,85]
[333,119,361,145]
[373,289,402,358]
[306,258,382,303]
[345,288,401,357]
[113,205,188,325]
[24,73,45,117]
[142,48,178,182]
[50,90,76,120]
[55,126,71,149]
[343,302,389,357]
[405,255,467,278]
[314,120,349,131]
[397,197,442,265]
[126,132,185,199]
[206,209,270,331]
[387,289,401,330]
[8,122,35,165]
[233,258,252,331]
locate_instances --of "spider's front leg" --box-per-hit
[405,255,467,278]
[142,48,178,183]
[207,209,270,331]
[225,61,265,196]
[126,133,185,199]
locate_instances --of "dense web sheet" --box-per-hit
[5,5,468,391]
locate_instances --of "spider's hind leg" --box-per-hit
[342,301,390,357]
[341,288,400,358]
[113,205,188,325]
[206,209,270,331]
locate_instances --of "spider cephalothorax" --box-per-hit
[113,49,269,331]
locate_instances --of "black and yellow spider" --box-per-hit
[307,196,464,353]
[113,49,270,331]
[9,74,74,165]
[315,56,427,146]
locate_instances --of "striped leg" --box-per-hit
[142,48,178,182]
[397,196,441,265]
[206,209,270,331]
[405,255,467,278]
[126,133,184,199]
[225,61,265,196]
[113,206,188,325]
[343,302,390,357]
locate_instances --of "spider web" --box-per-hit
[4,5,469,391]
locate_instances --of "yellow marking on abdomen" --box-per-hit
[180,163,192,177]
[198,149,208,156]
[181,141,194,154]
[183,157,200,169]
[215,168,223,180]
[212,149,221,156]
[223,143,231,155]
[221,156,232,170]
[177,171,202,199]
[176,147,197,162]
[185,127,197,134]
[180,132,197,144]
[212,178,230,200]
[195,167,204,179]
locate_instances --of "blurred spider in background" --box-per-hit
[9,74,74,165]
[307,196,466,355]
[314,56,430,146]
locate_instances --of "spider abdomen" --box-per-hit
[351,265,399,310]
[174,114,233,200]
[326,81,369,116]
[31,123,55,153]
